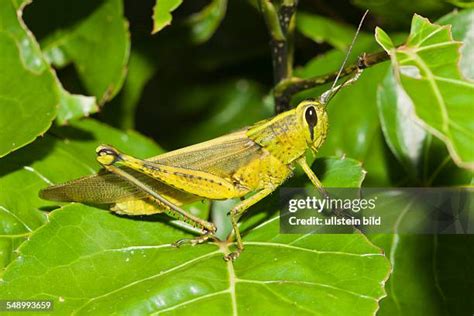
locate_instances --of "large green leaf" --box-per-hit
[0,152,390,315]
[0,0,59,157]
[152,0,183,34]
[375,14,474,170]
[42,0,130,104]
[0,119,162,272]
[377,10,474,183]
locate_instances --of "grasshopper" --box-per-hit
[40,12,367,261]
[39,82,360,261]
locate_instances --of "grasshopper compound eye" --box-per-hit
[304,106,318,140]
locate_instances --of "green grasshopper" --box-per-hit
[40,13,367,261]
[39,77,360,261]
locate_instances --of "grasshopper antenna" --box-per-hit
[320,10,369,105]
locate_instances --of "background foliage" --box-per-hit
[0,0,472,315]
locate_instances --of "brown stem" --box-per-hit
[274,50,390,107]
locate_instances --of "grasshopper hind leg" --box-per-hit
[96,145,218,242]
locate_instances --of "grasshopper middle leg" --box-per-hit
[225,187,274,261]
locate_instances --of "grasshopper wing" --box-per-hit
[150,129,263,178]
[39,168,199,205]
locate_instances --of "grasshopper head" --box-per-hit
[295,99,329,153]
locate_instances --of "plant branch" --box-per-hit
[259,0,298,112]
[274,50,390,108]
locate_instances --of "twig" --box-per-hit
[274,50,389,108]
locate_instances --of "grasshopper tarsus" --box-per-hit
[172,231,217,248]
[223,249,242,262]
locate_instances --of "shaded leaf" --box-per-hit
[152,0,183,34]
[0,0,59,157]
[102,50,156,129]
[377,71,427,177]
[187,0,227,44]
[296,12,369,51]
[42,0,130,104]
[376,14,474,169]
[368,220,474,315]
[312,66,392,186]
[295,35,380,78]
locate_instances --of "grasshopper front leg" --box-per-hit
[297,157,353,218]
[297,157,328,199]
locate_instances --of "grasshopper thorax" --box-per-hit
[247,99,328,164]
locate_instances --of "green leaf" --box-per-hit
[0,119,162,271]
[368,230,474,314]
[56,90,98,125]
[377,71,427,176]
[375,27,395,51]
[376,14,474,170]
[438,8,474,79]
[187,0,228,44]
[42,0,130,104]
[377,11,474,183]
[446,0,474,8]
[0,174,389,315]
[312,157,366,188]
[0,0,59,157]
[296,12,367,51]
[152,0,183,34]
